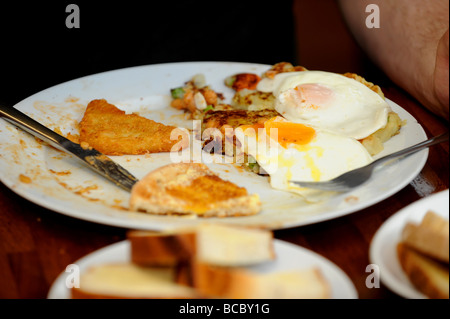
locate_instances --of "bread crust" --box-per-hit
[127,224,275,268]
[397,243,449,299]
[71,263,200,299]
[401,211,449,263]
[128,229,197,267]
[190,261,330,299]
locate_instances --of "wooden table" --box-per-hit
[0,85,448,300]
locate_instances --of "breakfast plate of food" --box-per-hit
[47,223,358,299]
[370,189,449,299]
[0,61,428,230]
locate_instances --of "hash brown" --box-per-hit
[79,99,188,155]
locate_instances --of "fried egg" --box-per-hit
[234,117,374,202]
[257,71,390,140]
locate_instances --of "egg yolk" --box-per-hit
[237,117,316,149]
[291,83,334,110]
[264,117,316,148]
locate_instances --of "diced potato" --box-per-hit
[231,89,276,110]
[361,112,404,155]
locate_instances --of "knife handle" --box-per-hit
[0,104,71,151]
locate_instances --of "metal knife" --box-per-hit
[0,105,138,192]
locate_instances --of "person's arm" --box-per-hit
[338,0,449,120]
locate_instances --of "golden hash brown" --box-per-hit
[79,99,188,155]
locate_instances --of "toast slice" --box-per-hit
[401,211,449,263]
[128,228,197,267]
[74,223,329,299]
[191,262,330,299]
[128,224,329,299]
[128,223,275,267]
[129,163,261,217]
[71,263,199,299]
[190,223,275,266]
[397,243,449,299]
[79,99,188,155]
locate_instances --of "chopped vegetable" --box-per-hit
[225,73,261,92]
[247,162,261,174]
[224,75,236,88]
[192,74,206,88]
[204,105,214,112]
[170,87,185,99]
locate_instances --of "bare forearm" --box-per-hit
[338,0,449,120]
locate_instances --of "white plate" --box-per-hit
[0,61,428,230]
[369,189,449,298]
[47,239,358,299]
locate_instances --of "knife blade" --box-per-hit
[0,104,138,192]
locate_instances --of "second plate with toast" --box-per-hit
[370,189,449,299]
[48,224,358,299]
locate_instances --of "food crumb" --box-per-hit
[65,96,80,103]
[345,195,359,204]
[19,174,32,184]
[74,185,98,195]
[66,132,80,144]
[49,169,72,176]
[80,141,92,150]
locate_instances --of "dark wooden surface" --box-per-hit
[0,83,448,300]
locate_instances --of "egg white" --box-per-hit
[234,118,374,202]
[257,71,390,140]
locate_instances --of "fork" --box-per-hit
[290,131,449,192]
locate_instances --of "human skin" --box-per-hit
[338,0,449,120]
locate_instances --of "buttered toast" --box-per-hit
[397,243,449,299]
[129,163,261,217]
[397,211,449,299]
[71,263,199,299]
[72,223,331,299]
[128,223,275,267]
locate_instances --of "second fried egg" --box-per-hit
[235,117,374,202]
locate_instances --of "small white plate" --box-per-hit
[47,239,358,299]
[369,189,449,298]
